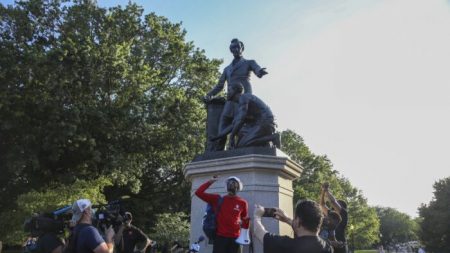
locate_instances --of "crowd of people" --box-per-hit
[27,177,348,253]
[24,200,152,253]
[195,175,349,253]
[22,174,431,253]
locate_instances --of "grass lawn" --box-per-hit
[355,250,378,253]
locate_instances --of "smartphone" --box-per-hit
[262,207,277,217]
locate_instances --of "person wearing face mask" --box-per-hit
[67,199,115,253]
[195,175,249,253]
[114,212,152,253]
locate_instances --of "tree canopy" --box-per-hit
[375,206,418,247]
[281,130,380,249]
[0,0,220,243]
[0,178,112,243]
[418,177,450,252]
[1,1,391,249]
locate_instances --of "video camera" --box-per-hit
[92,200,126,233]
[23,206,72,237]
[24,198,129,237]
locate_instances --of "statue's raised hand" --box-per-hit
[257,68,268,78]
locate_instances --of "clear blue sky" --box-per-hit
[2,0,450,217]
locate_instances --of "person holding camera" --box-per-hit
[195,175,249,253]
[321,183,349,253]
[114,212,152,253]
[319,184,344,250]
[253,200,333,253]
[67,199,115,253]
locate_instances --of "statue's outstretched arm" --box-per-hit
[249,60,268,78]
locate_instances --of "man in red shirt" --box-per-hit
[195,175,249,253]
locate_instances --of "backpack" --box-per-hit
[202,196,223,243]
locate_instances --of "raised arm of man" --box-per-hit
[195,176,220,205]
[93,226,115,253]
[325,188,343,213]
[319,185,329,215]
[253,205,268,243]
[253,204,295,243]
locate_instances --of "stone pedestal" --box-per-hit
[184,153,303,253]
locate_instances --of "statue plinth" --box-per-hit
[184,150,303,253]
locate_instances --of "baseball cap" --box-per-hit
[71,199,92,223]
[225,176,243,191]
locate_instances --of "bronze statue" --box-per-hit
[227,83,280,149]
[204,38,268,101]
[205,39,268,151]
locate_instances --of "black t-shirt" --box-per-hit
[38,233,63,253]
[335,208,348,242]
[264,233,333,253]
[119,225,148,253]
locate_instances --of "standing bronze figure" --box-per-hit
[204,39,269,151]
[204,38,268,101]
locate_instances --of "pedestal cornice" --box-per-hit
[184,154,303,181]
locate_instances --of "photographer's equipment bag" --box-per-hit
[202,196,223,243]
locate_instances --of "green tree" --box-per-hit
[375,207,419,246]
[149,212,190,248]
[418,177,450,253]
[281,129,380,249]
[0,177,111,244]
[0,0,220,244]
